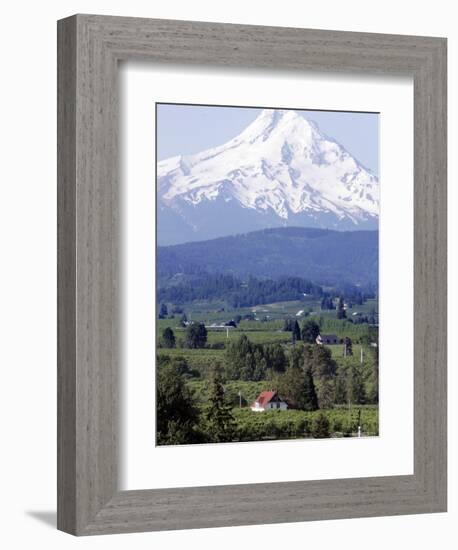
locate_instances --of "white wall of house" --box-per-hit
[251,401,288,412]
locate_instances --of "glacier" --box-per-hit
[157,109,379,245]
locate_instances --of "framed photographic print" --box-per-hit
[57,14,447,535]
[154,103,381,444]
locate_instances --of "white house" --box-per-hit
[251,390,288,412]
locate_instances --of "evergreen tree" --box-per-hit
[337,297,346,319]
[156,363,200,445]
[304,345,337,409]
[225,334,251,379]
[367,338,379,403]
[301,319,320,343]
[158,303,168,319]
[185,322,207,349]
[240,351,257,381]
[300,366,319,411]
[292,320,301,343]
[180,312,188,326]
[308,345,337,378]
[347,364,367,405]
[252,351,268,381]
[203,368,236,443]
[343,336,353,356]
[162,327,176,349]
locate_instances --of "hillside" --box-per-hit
[157,227,378,288]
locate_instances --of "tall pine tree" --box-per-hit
[292,320,301,344]
[300,365,319,411]
[343,336,353,356]
[156,363,200,445]
[204,368,236,443]
[337,297,346,319]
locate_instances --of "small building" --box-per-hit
[251,390,288,412]
[316,333,340,345]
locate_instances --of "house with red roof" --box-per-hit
[250,390,288,412]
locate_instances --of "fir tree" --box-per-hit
[367,338,379,403]
[343,336,353,356]
[300,366,319,411]
[156,363,200,445]
[158,303,168,319]
[304,345,337,409]
[204,368,236,443]
[337,297,346,319]
[185,322,207,349]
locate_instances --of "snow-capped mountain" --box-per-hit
[157,109,379,245]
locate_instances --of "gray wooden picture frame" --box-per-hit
[57,14,447,536]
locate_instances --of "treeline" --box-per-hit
[223,335,378,408]
[225,335,287,380]
[158,333,379,406]
[157,274,323,307]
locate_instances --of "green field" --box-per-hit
[157,297,378,444]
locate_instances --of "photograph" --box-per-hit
[155,103,379,445]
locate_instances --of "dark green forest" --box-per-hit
[157,227,378,287]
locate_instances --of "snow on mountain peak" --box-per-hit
[157,109,379,228]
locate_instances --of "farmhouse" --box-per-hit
[251,390,288,412]
[316,333,340,345]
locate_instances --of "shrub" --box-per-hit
[311,412,331,438]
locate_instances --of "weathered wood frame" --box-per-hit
[57,14,447,535]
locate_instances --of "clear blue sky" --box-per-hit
[156,103,379,176]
